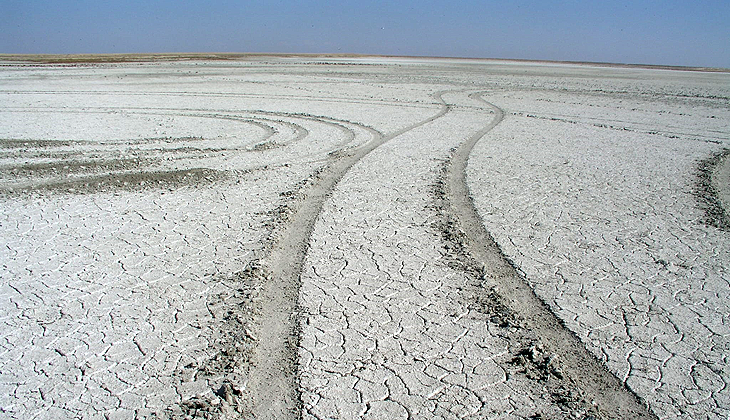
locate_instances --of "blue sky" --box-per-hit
[2,0,729,67]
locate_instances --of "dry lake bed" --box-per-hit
[0,55,728,419]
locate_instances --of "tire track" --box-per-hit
[244,94,449,419]
[698,148,730,229]
[0,84,383,418]
[0,89,435,110]
[0,106,376,197]
[441,93,657,419]
[0,107,373,160]
[297,89,605,419]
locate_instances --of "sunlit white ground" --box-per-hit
[0,58,728,419]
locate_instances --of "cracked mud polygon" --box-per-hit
[1,56,728,419]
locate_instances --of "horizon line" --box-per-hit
[1,52,728,73]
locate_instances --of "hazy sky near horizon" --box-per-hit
[2,0,729,68]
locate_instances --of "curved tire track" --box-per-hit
[298,89,602,419]
[0,106,368,156]
[443,93,657,419]
[0,87,389,418]
[245,95,449,419]
[0,106,378,197]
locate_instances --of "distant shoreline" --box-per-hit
[1,52,728,73]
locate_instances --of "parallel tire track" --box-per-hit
[0,107,376,197]
[258,89,655,418]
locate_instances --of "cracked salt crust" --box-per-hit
[298,92,594,419]
[0,60,435,418]
[1,58,728,419]
[0,177,302,417]
[468,77,730,420]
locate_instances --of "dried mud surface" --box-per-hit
[0,57,728,420]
